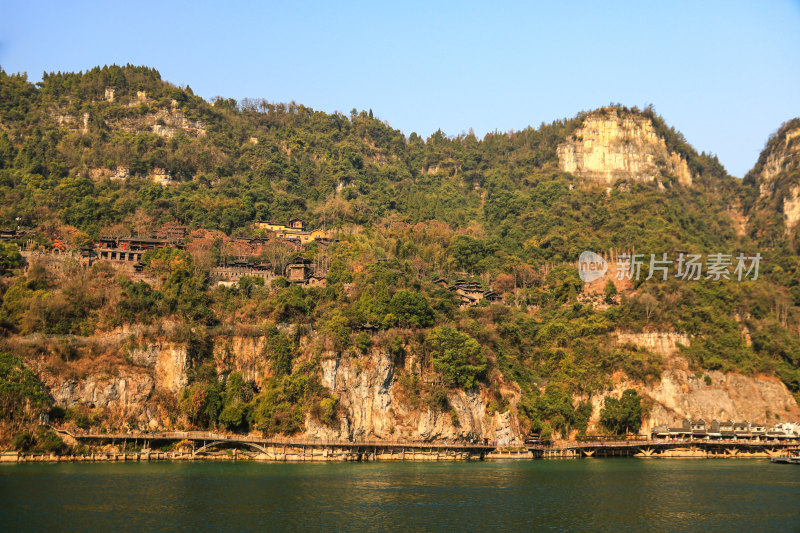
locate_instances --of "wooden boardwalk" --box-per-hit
[556,438,799,458]
[51,428,799,461]
[58,429,493,449]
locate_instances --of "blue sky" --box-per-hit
[2,0,799,177]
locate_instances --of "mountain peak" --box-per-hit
[556,107,693,187]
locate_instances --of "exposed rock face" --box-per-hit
[212,334,269,385]
[590,332,799,431]
[153,344,190,394]
[616,331,691,357]
[313,350,520,444]
[782,184,800,231]
[755,127,800,188]
[26,328,798,441]
[47,371,154,409]
[748,119,800,233]
[557,110,693,186]
[641,368,799,426]
[150,108,206,138]
[147,167,173,186]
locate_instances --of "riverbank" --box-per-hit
[2,446,793,463]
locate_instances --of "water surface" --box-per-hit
[1,459,798,532]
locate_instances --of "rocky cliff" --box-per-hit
[557,109,693,186]
[745,119,800,233]
[593,331,800,431]
[310,350,520,444]
[20,327,798,442]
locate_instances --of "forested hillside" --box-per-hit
[0,65,798,448]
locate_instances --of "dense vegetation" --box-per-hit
[0,65,798,446]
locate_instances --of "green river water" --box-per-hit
[1,459,798,532]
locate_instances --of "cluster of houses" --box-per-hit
[210,256,326,287]
[253,219,332,246]
[433,278,503,307]
[2,219,332,287]
[651,420,800,441]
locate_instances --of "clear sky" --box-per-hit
[2,0,799,177]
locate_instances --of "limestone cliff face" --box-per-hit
[591,365,800,432]
[589,331,800,431]
[310,350,521,444]
[784,186,800,231]
[557,110,693,186]
[753,126,800,189]
[616,331,690,357]
[27,328,798,440]
[641,368,798,426]
[46,371,154,411]
[212,334,270,385]
[747,119,800,232]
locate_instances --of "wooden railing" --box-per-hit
[53,428,496,450]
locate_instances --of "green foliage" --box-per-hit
[355,332,372,354]
[265,327,294,377]
[11,428,65,453]
[389,290,435,328]
[249,362,334,435]
[11,431,34,451]
[603,280,618,304]
[0,243,23,274]
[449,236,497,273]
[599,389,644,434]
[0,352,50,424]
[33,428,66,453]
[218,402,248,431]
[0,65,799,427]
[117,280,165,323]
[142,247,214,324]
[427,326,487,389]
[64,405,91,429]
[314,396,339,426]
[179,364,223,428]
[322,310,351,352]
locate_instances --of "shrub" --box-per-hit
[388,290,435,328]
[0,352,50,424]
[426,326,487,389]
[599,389,644,434]
[11,431,34,451]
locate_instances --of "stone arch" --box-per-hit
[193,441,271,456]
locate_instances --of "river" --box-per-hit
[1,459,798,532]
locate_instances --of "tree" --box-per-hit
[0,352,50,429]
[0,243,23,274]
[266,327,293,377]
[604,280,618,304]
[389,290,435,328]
[426,326,487,389]
[599,389,644,434]
[449,236,495,273]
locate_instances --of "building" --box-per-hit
[690,419,707,438]
[436,278,504,307]
[306,274,327,287]
[210,261,274,286]
[285,256,312,282]
[253,219,330,245]
[154,221,188,242]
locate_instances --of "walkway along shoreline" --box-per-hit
[1,429,797,463]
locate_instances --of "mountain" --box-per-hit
[744,118,800,241]
[0,65,798,450]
